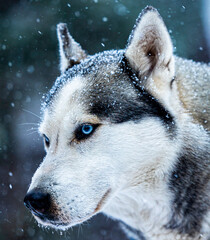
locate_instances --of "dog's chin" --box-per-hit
[34,212,97,230]
[33,215,72,230]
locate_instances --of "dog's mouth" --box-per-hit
[94,188,112,213]
[32,188,112,229]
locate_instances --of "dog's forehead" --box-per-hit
[39,76,85,133]
[43,50,125,109]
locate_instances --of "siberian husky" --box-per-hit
[24,6,210,240]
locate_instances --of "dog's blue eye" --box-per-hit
[82,125,93,135]
[75,123,99,141]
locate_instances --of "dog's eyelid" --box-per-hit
[75,122,101,130]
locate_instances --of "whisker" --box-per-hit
[26,127,39,132]
[19,123,40,126]
[22,109,41,119]
[26,131,39,136]
[78,223,83,237]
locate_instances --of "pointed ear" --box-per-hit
[57,23,87,73]
[125,6,174,80]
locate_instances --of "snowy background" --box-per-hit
[0,0,209,240]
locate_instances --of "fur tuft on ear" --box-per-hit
[57,23,87,73]
[125,6,174,80]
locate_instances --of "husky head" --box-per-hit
[24,6,179,229]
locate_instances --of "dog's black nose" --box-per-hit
[24,191,51,216]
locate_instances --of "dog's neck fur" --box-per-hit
[175,56,210,131]
[103,120,209,240]
[104,184,173,239]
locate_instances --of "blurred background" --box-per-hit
[0,0,209,239]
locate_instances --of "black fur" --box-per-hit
[167,142,210,236]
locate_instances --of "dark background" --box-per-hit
[0,0,209,239]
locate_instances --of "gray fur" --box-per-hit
[175,56,210,131]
